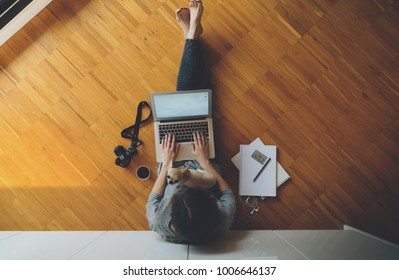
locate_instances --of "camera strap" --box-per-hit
[121,101,152,145]
[115,101,152,167]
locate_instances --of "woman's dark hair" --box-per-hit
[171,187,219,244]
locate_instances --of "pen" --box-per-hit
[253,157,271,182]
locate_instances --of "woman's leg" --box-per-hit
[176,39,210,90]
[175,1,209,91]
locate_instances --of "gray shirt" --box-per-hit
[146,160,236,243]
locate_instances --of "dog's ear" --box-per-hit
[179,166,189,172]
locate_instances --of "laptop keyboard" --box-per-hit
[159,121,209,143]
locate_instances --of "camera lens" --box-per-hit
[114,145,126,156]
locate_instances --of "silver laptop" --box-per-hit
[150,89,216,162]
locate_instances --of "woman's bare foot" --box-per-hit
[187,0,204,40]
[176,7,190,38]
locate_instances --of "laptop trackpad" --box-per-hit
[175,142,195,161]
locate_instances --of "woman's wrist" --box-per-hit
[161,161,172,171]
[199,159,212,169]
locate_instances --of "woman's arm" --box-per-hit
[150,134,180,197]
[191,132,231,192]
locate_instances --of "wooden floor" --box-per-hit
[1,0,398,245]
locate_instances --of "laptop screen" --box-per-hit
[151,90,211,121]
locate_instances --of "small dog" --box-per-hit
[167,166,217,189]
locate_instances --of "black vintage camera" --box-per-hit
[114,145,136,168]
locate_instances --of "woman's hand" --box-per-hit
[191,131,209,166]
[161,134,179,167]
[191,131,231,192]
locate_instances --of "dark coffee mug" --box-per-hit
[136,165,151,180]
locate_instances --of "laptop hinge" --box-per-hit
[159,117,208,123]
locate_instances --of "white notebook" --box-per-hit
[239,144,277,197]
[231,138,291,188]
